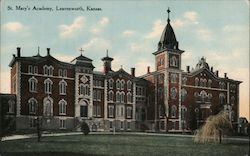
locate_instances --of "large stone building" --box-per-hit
[3,10,241,132]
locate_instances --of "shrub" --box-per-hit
[81,121,90,135]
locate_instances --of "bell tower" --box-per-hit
[153,8,185,132]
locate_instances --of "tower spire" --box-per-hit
[167,7,171,23]
[106,49,109,57]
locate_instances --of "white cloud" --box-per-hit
[3,22,27,32]
[196,28,213,41]
[0,71,10,93]
[122,30,136,37]
[81,38,111,51]
[59,16,85,38]
[90,17,109,33]
[172,19,184,29]
[183,11,198,22]
[144,19,165,39]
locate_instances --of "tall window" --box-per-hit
[170,73,178,83]
[200,90,207,102]
[43,97,53,116]
[126,106,132,118]
[63,69,67,77]
[116,79,121,90]
[79,84,89,96]
[200,79,204,87]
[28,65,33,74]
[170,56,178,67]
[44,78,53,94]
[194,92,200,101]
[59,99,67,115]
[127,92,132,103]
[58,69,63,77]
[109,79,114,89]
[204,79,207,87]
[219,93,225,105]
[159,105,165,117]
[108,91,114,101]
[171,105,177,118]
[28,98,37,114]
[181,88,187,101]
[59,119,66,129]
[181,106,187,120]
[207,93,213,102]
[108,105,114,117]
[208,79,212,88]
[231,96,235,105]
[8,99,15,113]
[195,77,199,86]
[127,80,132,91]
[116,92,121,102]
[44,65,54,76]
[170,87,177,99]
[182,77,187,85]
[59,80,67,95]
[121,92,125,103]
[29,77,38,92]
[80,100,88,117]
[121,80,125,90]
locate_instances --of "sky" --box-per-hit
[0,0,249,120]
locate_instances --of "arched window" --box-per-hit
[170,87,177,99]
[182,77,187,85]
[79,99,88,117]
[48,66,54,76]
[43,96,53,116]
[63,69,67,77]
[79,84,89,96]
[8,99,15,113]
[181,106,187,119]
[200,78,204,87]
[59,80,67,95]
[109,79,114,89]
[200,90,207,102]
[219,93,225,105]
[127,80,132,90]
[127,92,132,103]
[194,92,200,101]
[195,77,199,86]
[170,56,178,67]
[171,105,177,118]
[208,79,212,88]
[121,80,125,90]
[207,93,213,102]
[159,105,165,117]
[116,92,121,102]
[59,99,67,115]
[170,73,178,83]
[43,65,49,75]
[44,78,53,94]
[181,88,187,101]
[58,69,63,77]
[29,77,38,92]
[28,98,37,114]
[121,92,125,103]
[116,79,121,90]
[108,105,114,117]
[108,91,114,101]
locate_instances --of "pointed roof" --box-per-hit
[158,8,179,51]
[101,50,113,61]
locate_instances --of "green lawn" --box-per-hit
[0,134,249,156]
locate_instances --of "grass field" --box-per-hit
[0,134,249,156]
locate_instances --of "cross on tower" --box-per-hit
[167,7,171,23]
[79,48,84,55]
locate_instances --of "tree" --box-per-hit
[81,121,90,135]
[194,111,232,144]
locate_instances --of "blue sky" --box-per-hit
[1,0,249,119]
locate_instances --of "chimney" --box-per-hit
[216,70,219,77]
[131,68,135,77]
[211,66,213,73]
[17,47,21,57]
[186,66,190,73]
[224,73,227,78]
[47,48,50,55]
[147,66,150,74]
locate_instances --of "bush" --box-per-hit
[81,121,90,135]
